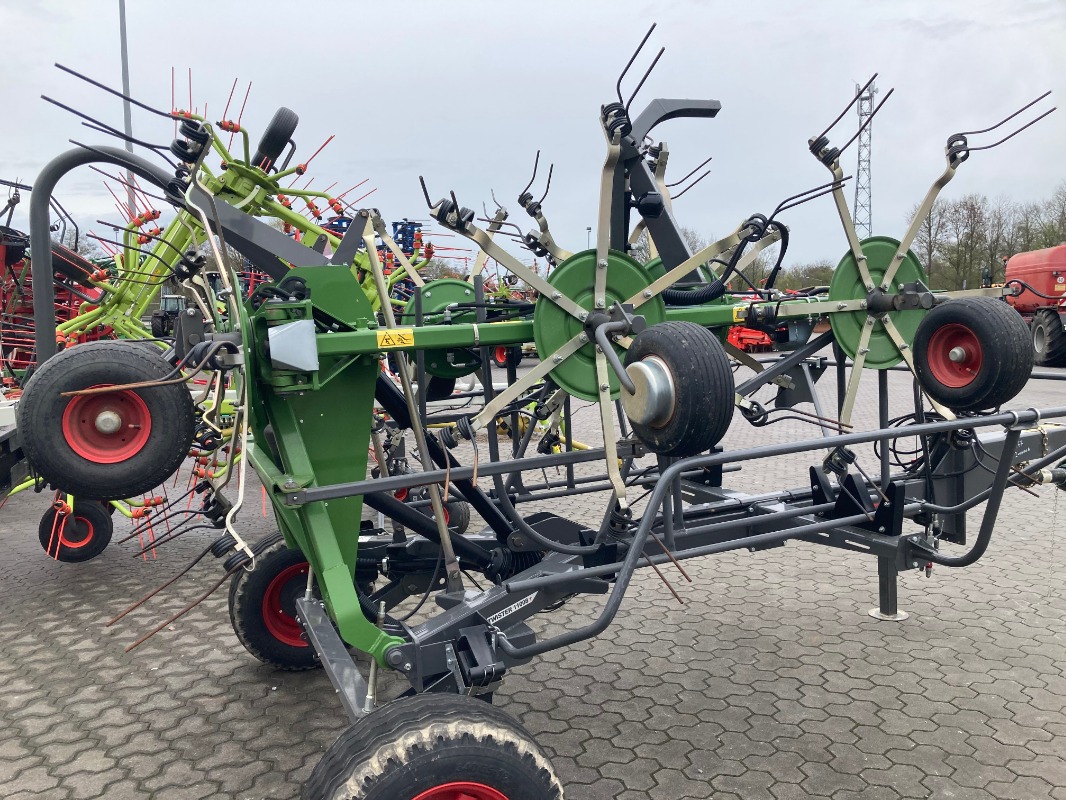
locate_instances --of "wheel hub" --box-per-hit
[261,561,311,648]
[61,385,152,464]
[94,410,122,435]
[620,356,674,427]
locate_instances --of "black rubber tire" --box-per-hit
[17,341,195,500]
[149,313,168,338]
[623,321,734,457]
[38,499,113,562]
[251,107,299,171]
[913,297,1034,412]
[302,693,563,800]
[445,499,471,534]
[492,345,523,369]
[228,539,320,671]
[1031,308,1066,368]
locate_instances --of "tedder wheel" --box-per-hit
[913,297,1033,412]
[228,539,319,671]
[621,321,734,457]
[251,106,299,171]
[17,341,195,501]
[445,499,471,534]
[38,499,113,562]
[302,693,563,800]
[1031,308,1066,368]
[491,345,522,369]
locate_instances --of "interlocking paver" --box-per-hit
[2,363,1065,799]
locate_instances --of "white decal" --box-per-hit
[487,594,536,625]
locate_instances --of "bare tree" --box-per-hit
[909,198,947,285]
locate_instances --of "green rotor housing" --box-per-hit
[533,249,665,401]
[829,236,928,369]
[400,278,480,378]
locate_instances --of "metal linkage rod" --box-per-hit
[358,212,464,593]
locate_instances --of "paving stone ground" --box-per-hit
[1,359,1064,799]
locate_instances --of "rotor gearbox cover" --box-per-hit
[399,278,480,378]
[533,249,665,401]
[829,236,927,369]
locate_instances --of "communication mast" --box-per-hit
[853,80,877,238]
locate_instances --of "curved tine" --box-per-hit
[625,47,665,116]
[68,137,179,173]
[519,151,540,197]
[665,154,713,188]
[617,23,658,104]
[78,120,173,156]
[538,164,554,204]
[769,176,851,220]
[86,230,163,263]
[838,88,895,155]
[102,219,188,258]
[814,73,878,141]
[418,176,433,208]
[774,179,852,217]
[670,170,710,200]
[89,166,169,203]
[475,217,521,233]
[490,188,503,211]
[967,106,1056,152]
[55,63,180,121]
[449,190,461,214]
[959,90,1052,136]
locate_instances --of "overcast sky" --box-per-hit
[2,0,1064,269]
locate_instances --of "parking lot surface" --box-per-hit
[1,361,1064,799]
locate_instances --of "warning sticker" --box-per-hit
[376,328,415,349]
[732,306,745,323]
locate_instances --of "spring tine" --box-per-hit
[773,177,852,217]
[647,557,684,605]
[814,72,878,141]
[124,564,241,651]
[959,90,1052,136]
[55,62,179,120]
[220,77,238,120]
[967,106,1056,152]
[770,176,849,219]
[490,188,503,210]
[625,47,665,116]
[648,529,692,582]
[519,151,540,198]
[418,176,433,208]
[538,164,554,205]
[665,154,713,188]
[618,22,656,104]
[670,170,710,200]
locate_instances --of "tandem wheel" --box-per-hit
[302,693,563,800]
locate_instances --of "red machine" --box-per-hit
[1005,244,1066,367]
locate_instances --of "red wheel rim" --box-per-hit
[412,783,509,800]
[926,323,983,388]
[494,346,507,364]
[261,562,310,648]
[61,385,152,463]
[58,515,95,550]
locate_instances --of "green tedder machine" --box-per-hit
[15,30,1066,800]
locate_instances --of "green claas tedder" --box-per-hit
[16,29,1066,800]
